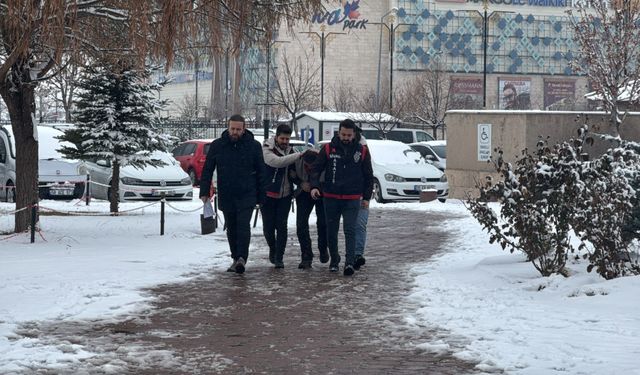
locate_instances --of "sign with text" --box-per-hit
[544,79,575,109]
[311,0,369,30]
[450,77,483,109]
[499,78,531,110]
[478,123,492,162]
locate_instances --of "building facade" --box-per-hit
[160,0,589,117]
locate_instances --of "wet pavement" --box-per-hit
[13,208,483,374]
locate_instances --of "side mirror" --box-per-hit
[96,159,109,167]
[425,155,436,161]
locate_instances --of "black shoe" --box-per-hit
[235,257,246,274]
[329,264,339,272]
[268,248,276,264]
[344,264,355,276]
[319,249,329,263]
[354,255,366,270]
[275,261,284,269]
[298,261,312,269]
[227,260,238,272]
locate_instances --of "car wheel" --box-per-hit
[373,178,388,204]
[188,169,198,185]
[5,182,15,203]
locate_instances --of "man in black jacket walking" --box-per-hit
[200,114,266,274]
[310,119,373,276]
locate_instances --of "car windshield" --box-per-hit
[430,145,446,158]
[370,144,421,165]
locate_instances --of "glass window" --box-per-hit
[387,130,413,143]
[416,131,434,142]
[431,145,447,159]
[172,144,186,157]
[204,143,211,155]
[0,138,6,163]
[184,143,197,155]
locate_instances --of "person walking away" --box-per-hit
[262,124,306,268]
[291,149,329,269]
[310,119,373,276]
[354,127,369,270]
[200,114,266,274]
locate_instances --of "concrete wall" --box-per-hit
[446,110,640,199]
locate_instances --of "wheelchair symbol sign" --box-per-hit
[477,124,492,161]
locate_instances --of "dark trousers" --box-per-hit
[323,197,360,267]
[260,195,292,263]
[296,192,327,262]
[222,205,254,261]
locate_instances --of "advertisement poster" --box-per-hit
[450,77,483,109]
[499,78,531,110]
[544,79,576,109]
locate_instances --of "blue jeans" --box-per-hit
[354,205,369,257]
[323,198,360,267]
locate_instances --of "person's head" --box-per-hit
[227,114,245,142]
[338,119,357,145]
[503,83,517,108]
[275,124,292,149]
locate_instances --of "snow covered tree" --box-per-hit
[58,63,172,213]
[568,0,640,136]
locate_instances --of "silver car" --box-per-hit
[83,151,193,201]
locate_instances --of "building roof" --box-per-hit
[295,111,401,123]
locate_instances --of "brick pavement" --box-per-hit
[21,208,484,374]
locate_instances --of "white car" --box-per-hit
[1,125,86,201]
[83,151,193,201]
[367,140,447,203]
[409,140,447,171]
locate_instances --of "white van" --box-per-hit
[0,125,16,202]
[331,126,435,144]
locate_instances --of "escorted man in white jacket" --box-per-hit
[261,124,306,268]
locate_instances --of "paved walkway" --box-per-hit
[24,208,482,374]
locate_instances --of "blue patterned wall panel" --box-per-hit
[395,0,578,75]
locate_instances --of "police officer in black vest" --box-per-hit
[310,119,373,276]
[200,114,266,274]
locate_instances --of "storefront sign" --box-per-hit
[544,79,575,109]
[312,0,369,30]
[499,78,531,110]
[450,77,483,109]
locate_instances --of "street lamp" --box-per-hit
[376,7,398,108]
[377,16,415,111]
[300,25,345,111]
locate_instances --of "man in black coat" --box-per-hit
[200,114,266,274]
[310,119,373,276]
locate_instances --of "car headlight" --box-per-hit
[439,173,447,182]
[180,177,192,185]
[384,173,406,182]
[120,177,143,185]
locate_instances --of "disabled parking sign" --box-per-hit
[477,124,491,162]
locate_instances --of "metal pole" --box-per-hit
[375,17,384,108]
[85,174,90,206]
[30,202,37,243]
[224,48,229,120]
[389,23,394,110]
[195,57,199,119]
[320,31,325,111]
[160,195,165,236]
[483,1,488,109]
[264,41,271,138]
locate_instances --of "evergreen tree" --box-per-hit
[59,63,172,213]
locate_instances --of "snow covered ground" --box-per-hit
[1,196,639,374]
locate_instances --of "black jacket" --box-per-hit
[310,136,373,201]
[199,130,266,211]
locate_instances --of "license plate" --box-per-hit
[152,190,175,196]
[414,184,436,191]
[50,188,74,196]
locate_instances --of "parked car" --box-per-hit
[83,151,193,201]
[409,140,447,171]
[316,139,448,203]
[0,125,85,201]
[331,127,435,144]
[0,125,16,202]
[172,139,212,185]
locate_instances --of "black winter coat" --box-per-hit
[199,130,266,211]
